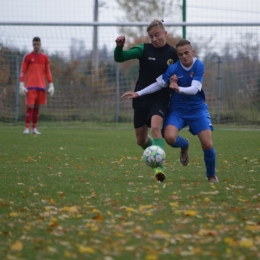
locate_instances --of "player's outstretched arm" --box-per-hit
[121,92,139,100]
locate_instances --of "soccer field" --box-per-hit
[0,126,259,259]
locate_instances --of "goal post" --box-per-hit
[0,21,260,129]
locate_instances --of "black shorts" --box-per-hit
[133,100,169,129]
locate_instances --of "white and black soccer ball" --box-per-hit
[143,145,166,168]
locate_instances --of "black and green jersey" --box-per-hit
[114,43,178,106]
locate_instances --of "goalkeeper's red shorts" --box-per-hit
[26,89,46,106]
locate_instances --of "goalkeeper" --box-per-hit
[19,37,54,135]
[122,39,218,183]
[114,19,178,182]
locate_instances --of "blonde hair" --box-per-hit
[147,19,165,32]
[176,39,192,49]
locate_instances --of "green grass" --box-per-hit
[0,126,260,260]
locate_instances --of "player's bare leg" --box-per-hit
[135,125,150,149]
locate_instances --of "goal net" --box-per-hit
[0,0,260,129]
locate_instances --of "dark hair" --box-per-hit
[176,39,192,49]
[32,37,41,42]
[147,19,165,32]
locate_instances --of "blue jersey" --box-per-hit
[162,58,207,116]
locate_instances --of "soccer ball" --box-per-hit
[143,145,166,168]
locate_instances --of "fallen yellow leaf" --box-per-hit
[50,198,56,204]
[145,254,158,260]
[169,202,179,207]
[184,210,197,216]
[10,212,18,217]
[77,245,95,254]
[11,241,23,251]
[224,237,236,246]
[68,206,78,213]
[139,205,153,211]
[239,239,254,248]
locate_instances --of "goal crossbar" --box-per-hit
[0,21,260,26]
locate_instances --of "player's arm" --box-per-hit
[171,62,204,94]
[19,56,28,95]
[121,64,176,99]
[121,81,162,100]
[45,56,55,97]
[156,64,176,88]
[135,64,177,97]
[171,80,202,94]
[45,56,53,83]
[19,56,28,83]
[114,36,144,62]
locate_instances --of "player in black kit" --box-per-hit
[115,19,178,182]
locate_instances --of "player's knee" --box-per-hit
[201,141,213,150]
[164,135,176,145]
[150,125,161,136]
[163,128,177,144]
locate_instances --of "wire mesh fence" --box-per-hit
[0,1,260,128]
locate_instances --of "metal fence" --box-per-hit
[0,21,260,128]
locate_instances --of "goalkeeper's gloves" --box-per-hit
[48,83,54,97]
[19,82,28,96]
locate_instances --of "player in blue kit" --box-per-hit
[121,39,218,182]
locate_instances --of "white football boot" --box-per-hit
[32,128,41,135]
[23,128,30,134]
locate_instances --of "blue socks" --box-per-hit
[204,148,216,177]
[170,136,216,178]
[170,136,188,148]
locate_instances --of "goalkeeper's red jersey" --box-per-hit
[20,52,53,91]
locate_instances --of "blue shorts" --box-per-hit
[164,110,214,135]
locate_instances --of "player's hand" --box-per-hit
[48,83,54,97]
[19,82,28,95]
[115,36,125,47]
[121,92,139,100]
[169,74,179,92]
[169,82,180,93]
[170,74,178,83]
